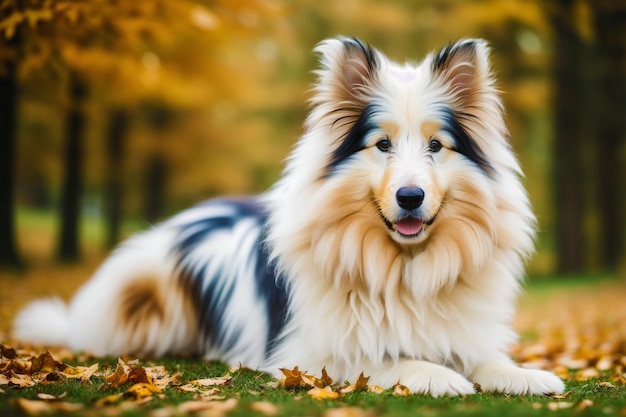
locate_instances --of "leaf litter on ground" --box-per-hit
[1,279,626,415]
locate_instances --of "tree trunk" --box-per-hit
[0,35,22,267]
[143,155,167,224]
[549,0,594,273]
[104,108,130,248]
[57,72,88,262]
[593,2,626,270]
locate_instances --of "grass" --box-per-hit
[1,355,625,417]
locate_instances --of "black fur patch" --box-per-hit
[441,109,493,176]
[326,104,380,174]
[174,198,288,356]
[432,40,478,73]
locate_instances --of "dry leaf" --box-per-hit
[17,398,51,415]
[323,406,376,417]
[249,401,280,415]
[550,390,572,399]
[367,385,385,394]
[319,367,333,388]
[105,358,131,387]
[547,401,574,411]
[308,386,340,400]
[339,373,370,394]
[37,391,67,400]
[575,399,594,411]
[191,375,232,387]
[177,398,238,414]
[9,371,35,388]
[392,382,410,397]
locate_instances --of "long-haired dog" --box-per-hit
[14,37,564,396]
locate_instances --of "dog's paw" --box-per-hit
[391,362,476,397]
[471,362,565,395]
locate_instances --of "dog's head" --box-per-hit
[307,37,510,247]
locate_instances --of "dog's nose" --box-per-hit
[396,187,425,210]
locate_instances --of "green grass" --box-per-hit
[1,356,625,417]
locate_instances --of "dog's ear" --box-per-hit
[313,37,380,108]
[431,39,494,111]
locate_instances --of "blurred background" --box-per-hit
[0,0,624,280]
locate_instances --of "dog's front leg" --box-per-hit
[367,359,476,397]
[469,360,565,395]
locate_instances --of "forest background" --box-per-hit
[0,0,624,277]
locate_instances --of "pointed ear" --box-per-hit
[431,39,494,110]
[313,37,380,108]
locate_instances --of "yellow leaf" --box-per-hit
[319,367,333,388]
[550,390,572,399]
[9,372,35,388]
[308,386,340,400]
[123,382,161,401]
[37,392,67,400]
[367,385,385,394]
[191,375,232,386]
[547,401,574,411]
[94,393,122,407]
[177,398,238,414]
[249,401,280,415]
[392,382,410,397]
[105,358,131,387]
[17,398,51,415]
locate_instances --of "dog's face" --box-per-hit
[309,38,500,247]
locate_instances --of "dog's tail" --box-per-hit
[12,227,200,357]
[13,297,71,347]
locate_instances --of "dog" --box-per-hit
[14,37,564,397]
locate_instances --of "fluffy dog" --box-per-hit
[14,37,564,397]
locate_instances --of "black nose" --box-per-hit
[396,187,425,210]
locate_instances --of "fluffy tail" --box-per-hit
[12,297,71,347]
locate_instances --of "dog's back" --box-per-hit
[13,197,288,366]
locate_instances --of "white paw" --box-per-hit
[398,364,476,397]
[472,363,565,395]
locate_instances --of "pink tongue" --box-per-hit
[396,217,423,236]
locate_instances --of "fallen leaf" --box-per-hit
[249,401,280,415]
[319,367,333,387]
[30,351,61,374]
[550,390,572,399]
[191,375,232,387]
[392,382,410,397]
[123,382,162,401]
[177,398,238,414]
[37,391,67,400]
[323,406,376,417]
[17,398,51,415]
[547,401,574,411]
[575,399,594,411]
[339,373,369,394]
[9,371,35,388]
[105,358,131,387]
[308,386,340,400]
[367,385,385,394]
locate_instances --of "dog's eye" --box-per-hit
[376,138,391,152]
[428,138,442,153]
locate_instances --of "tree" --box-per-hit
[545,0,592,273]
[593,1,626,270]
[103,108,130,248]
[57,72,88,261]
[0,18,21,266]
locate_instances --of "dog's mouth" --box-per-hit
[380,212,438,239]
